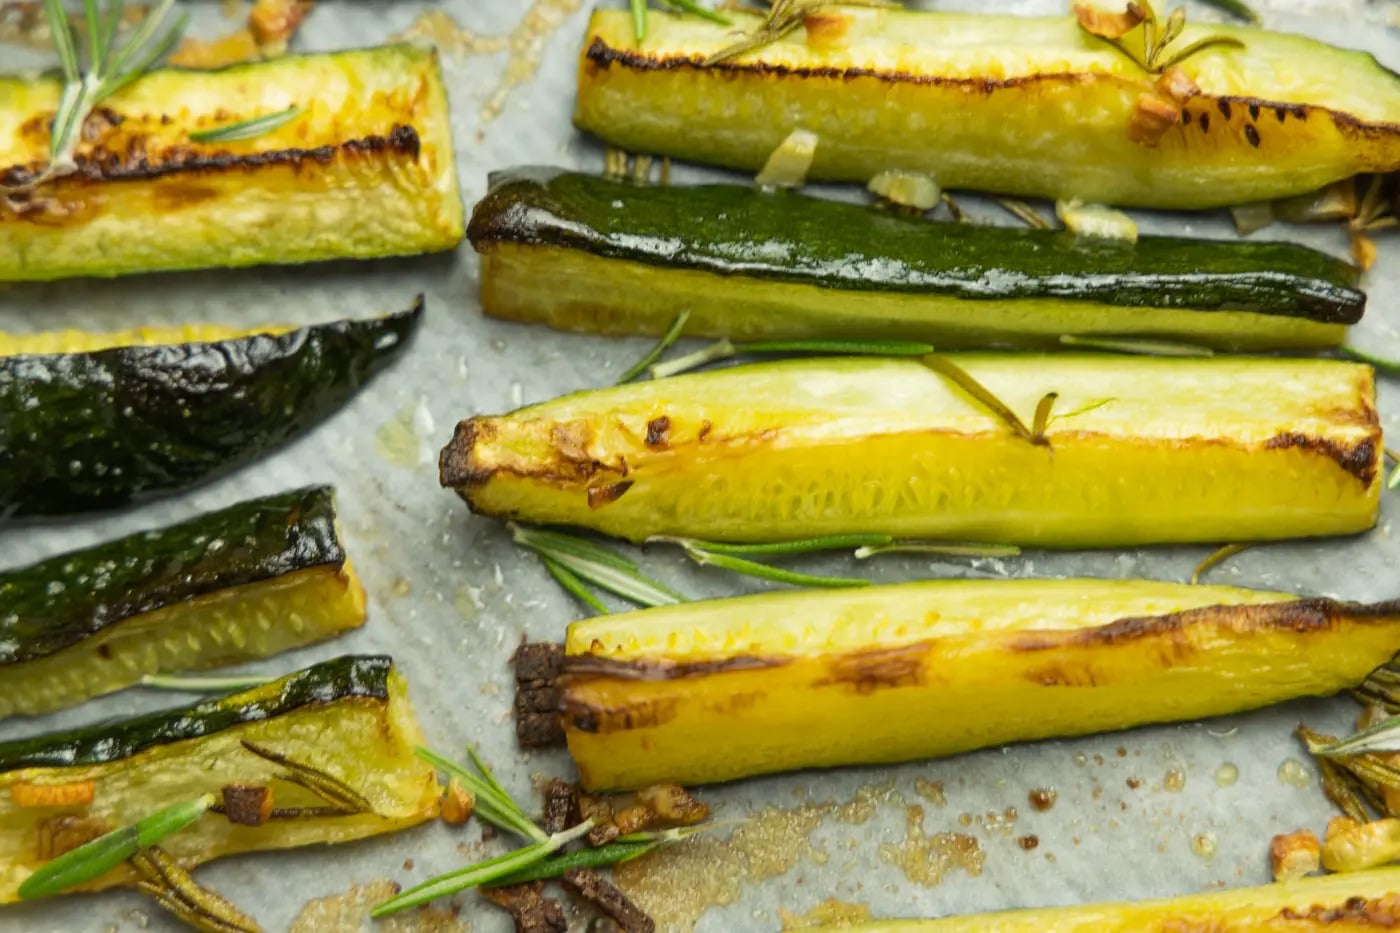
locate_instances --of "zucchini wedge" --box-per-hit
[575,10,1400,208]
[0,486,365,719]
[0,300,422,518]
[469,169,1363,350]
[0,45,463,281]
[0,655,439,903]
[555,580,1400,790]
[440,355,1380,548]
[841,867,1400,931]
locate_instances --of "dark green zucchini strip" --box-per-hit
[468,170,1363,350]
[0,656,390,771]
[0,298,423,518]
[0,486,366,719]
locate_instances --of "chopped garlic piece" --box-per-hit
[756,129,819,188]
[1056,199,1139,242]
[868,170,941,211]
[1270,830,1321,882]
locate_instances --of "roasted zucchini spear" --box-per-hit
[1,300,421,517]
[840,866,1400,931]
[441,355,1380,548]
[469,169,1364,350]
[0,655,439,903]
[554,580,1400,790]
[0,486,365,719]
[1,45,463,281]
[575,10,1400,208]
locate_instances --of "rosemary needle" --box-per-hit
[19,794,214,900]
[679,542,871,589]
[1190,542,1251,584]
[617,307,691,384]
[189,106,301,144]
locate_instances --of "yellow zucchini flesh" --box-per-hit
[575,10,1400,208]
[845,862,1400,930]
[0,656,439,903]
[844,867,1400,931]
[0,45,464,281]
[560,580,1400,790]
[441,355,1381,548]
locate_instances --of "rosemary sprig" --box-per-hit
[630,0,731,42]
[188,106,301,144]
[618,307,692,384]
[1059,334,1215,357]
[13,0,186,191]
[1190,542,1250,584]
[705,0,897,66]
[18,794,214,900]
[649,533,892,557]
[139,673,272,692]
[542,556,611,614]
[132,846,262,933]
[512,523,685,609]
[994,197,1056,229]
[853,541,1021,559]
[650,337,935,379]
[378,747,711,915]
[921,355,1054,447]
[1075,0,1244,74]
[415,746,549,842]
[240,740,373,815]
[675,540,872,588]
[491,826,709,886]
[371,824,595,916]
[1311,717,1400,759]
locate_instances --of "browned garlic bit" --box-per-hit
[1270,830,1321,882]
[440,777,476,826]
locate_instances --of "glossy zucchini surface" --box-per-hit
[562,581,1400,790]
[0,45,464,281]
[0,486,365,718]
[442,355,1381,548]
[1,300,422,518]
[575,10,1400,208]
[470,169,1364,350]
[0,656,439,903]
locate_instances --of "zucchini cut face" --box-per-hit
[0,656,439,903]
[0,486,365,719]
[575,10,1400,208]
[847,867,1400,931]
[560,580,1400,789]
[441,355,1381,548]
[0,44,464,281]
[0,300,422,518]
[470,169,1363,350]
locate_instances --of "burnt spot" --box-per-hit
[1248,103,1260,121]
[2,125,422,190]
[1245,124,1261,148]
[1217,100,1232,120]
[561,695,682,734]
[1009,597,1400,654]
[1276,106,1289,123]
[561,653,785,681]
[1199,113,1211,133]
[1182,110,1192,126]
[697,419,713,442]
[645,415,672,449]
[817,643,928,694]
[438,419,487,487]
[96,643,113,660]
[1278,894,1400,925]
[587,480,634,509]
[1264,433,1377,485]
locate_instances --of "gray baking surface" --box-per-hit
[3,0,1400,930]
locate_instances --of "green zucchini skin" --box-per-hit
[0,486,343,666]
[468,170,1363,348]
[0,300,422,518]
[0,655,389,771]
